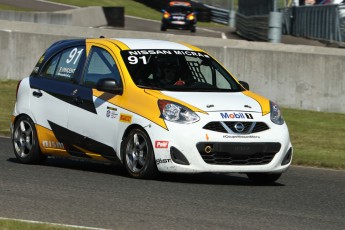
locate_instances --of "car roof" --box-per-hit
[114,38,193,50]
[44,38,203,55]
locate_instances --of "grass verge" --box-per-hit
[283,108,345,169]
[0,3,31,11]
[1,80,344,169]
[0,81,16,136]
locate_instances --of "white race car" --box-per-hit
[11,38,293,184]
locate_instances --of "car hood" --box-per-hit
[171,12,187,16]
[161,91,267,113]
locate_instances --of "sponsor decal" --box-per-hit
[106,107,118,119]
[156,158,172,165]
[127,50,210,58]
[107,106,117,111]
[42,140,65,149]
[119,113,132,123]
[206,134,209,141]
[220,112,253,119]
[155,141,169,148]
[223,135,260,139]
[56,67,76,78]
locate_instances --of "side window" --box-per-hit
[82,47,121,88]
[39,46,85,82]
[215,70,231,89]
[40,55,60,78]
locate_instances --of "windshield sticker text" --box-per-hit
[127,50,210,58]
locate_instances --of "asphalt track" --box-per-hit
[1,136,345,230]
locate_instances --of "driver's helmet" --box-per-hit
[160,62,179,84]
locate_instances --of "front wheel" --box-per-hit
[246,173,282,185]
[123,128,157,179]
[12,116,46,164]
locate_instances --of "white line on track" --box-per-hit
[0,217,109,230]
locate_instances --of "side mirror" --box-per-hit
[96,78,122,95]
[239,81,250,90]
[161,9,166,13]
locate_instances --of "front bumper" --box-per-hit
[162,19,195,29]
[148,113,293,174]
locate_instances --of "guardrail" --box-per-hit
[236,13,269,41]
[204,4,229,24]
[289,4,343,43]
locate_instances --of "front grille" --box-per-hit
[203,121,269,134]
[197,142,281,165]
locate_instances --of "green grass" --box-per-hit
[51,0,162,20]
[283,108,345,170]
[1,80,345,169]
[0,3,32,11]
[0,81,17,136]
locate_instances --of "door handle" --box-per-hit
[32,90,42,98]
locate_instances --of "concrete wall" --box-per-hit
[0,7,124,27]
[0,11,71,25]
[1,20,344,113]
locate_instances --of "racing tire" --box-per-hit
[246,173,282,185]
[190,27,196,33]
[161,25,167,31]
[12,116,46,164]
[123,128,157,179]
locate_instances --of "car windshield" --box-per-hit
[169,6,192,14]
[121,50,243,92]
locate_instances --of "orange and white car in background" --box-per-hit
[161,1,197,32]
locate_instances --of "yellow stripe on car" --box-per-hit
[242,91,270,116]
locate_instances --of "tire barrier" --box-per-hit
[103,7,124,27]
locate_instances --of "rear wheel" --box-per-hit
[161,24,167,31]
[246,173,282,185]
[123,128,157,179]
[12,116,46,164]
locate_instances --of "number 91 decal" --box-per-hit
[66,48,84,65]
[128,56,147,65]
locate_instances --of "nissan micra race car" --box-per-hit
[11,38,293,184]
[161,1,197,32]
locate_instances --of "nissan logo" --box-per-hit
[234,122,245,132]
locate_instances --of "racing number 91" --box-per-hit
[128,56,147,65]
[66,48,83,65]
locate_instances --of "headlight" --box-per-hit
[158,100,199,124]
[187,13,195,20]
[270,101,284,125]
[163,12,170,19]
